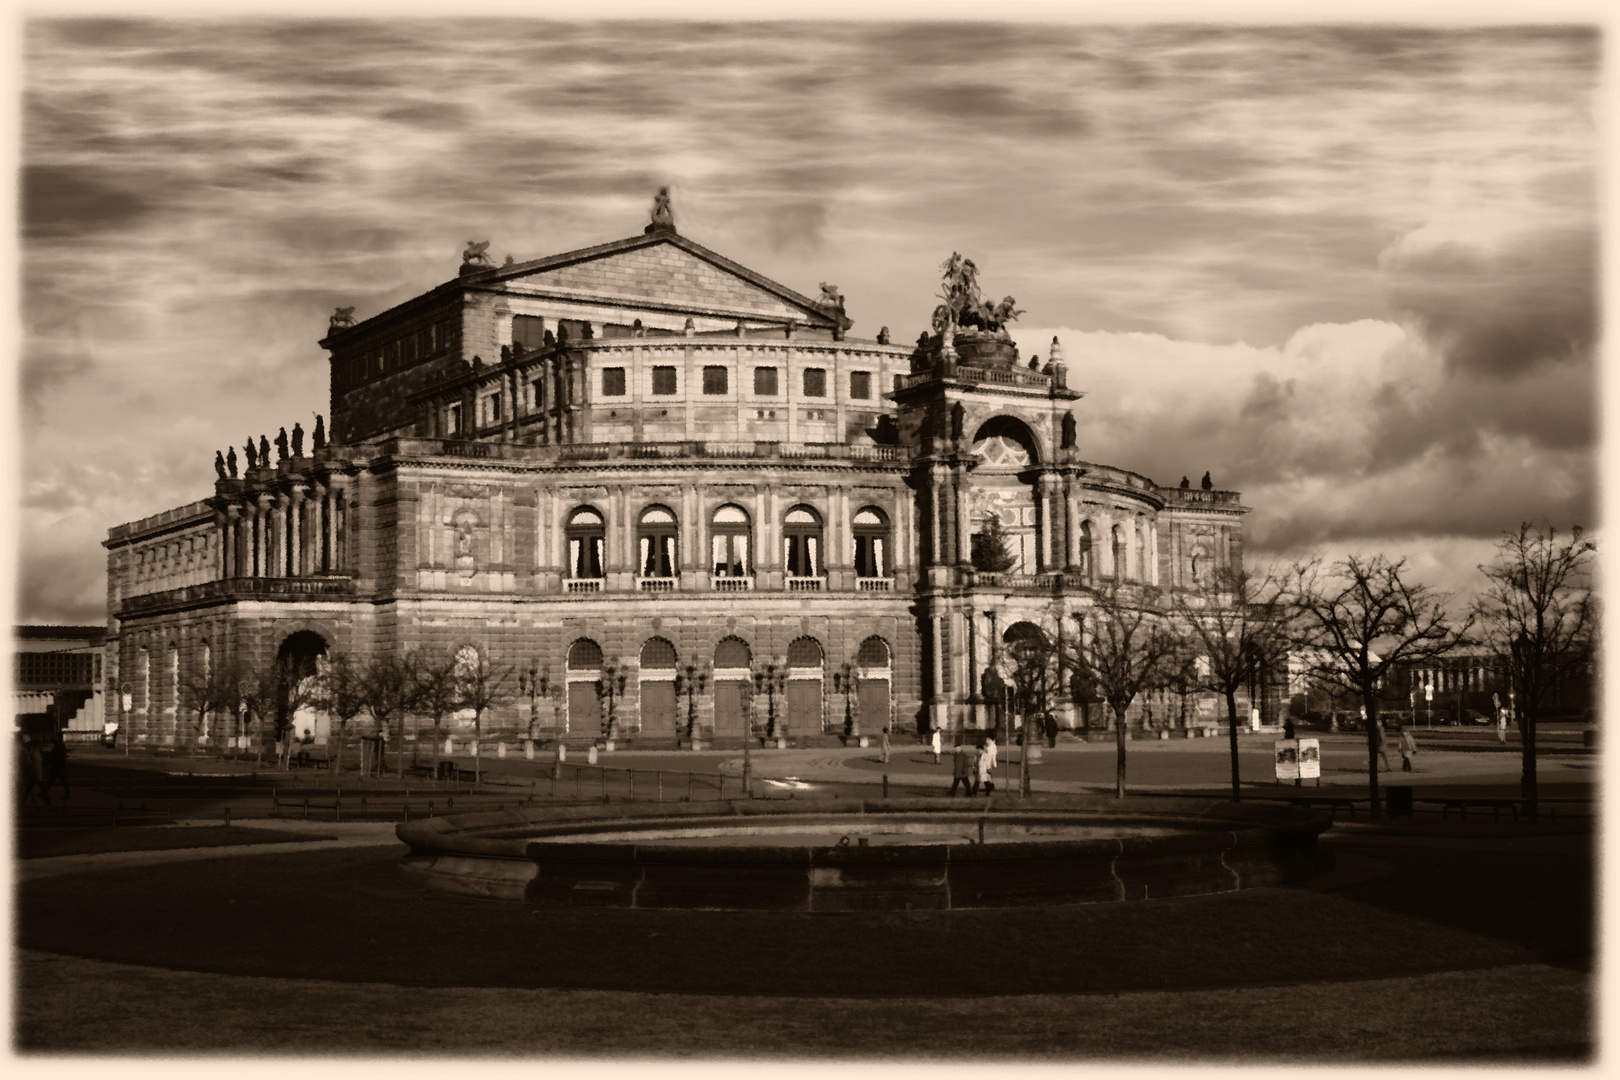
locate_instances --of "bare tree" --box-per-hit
[452,646,517,785]
[1170,565,1297,801]
[1473,523,1596,816]
[239,652,319,770]
[178,656,245,753]
[1062,582,1180,798]
[1292,556,1470,817]
[409,648,461,780]
[315,652,369,776]
[361,652,416,780]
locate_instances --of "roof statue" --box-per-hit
[226,446,238,478]
[259,434,271,464]
[818,282,849,341]
[1180,476,1191,489]
[214,450,227,481]
[243,438,258,470]
[312,413,325,451]
[275,427,290,462]
[462,240,494,267]
[1201,471,1213,490]
[646,186,676,234]
[291,422,304,457]
[877,326,891,345]
[329,306,356,331]
[933,252,1023,335]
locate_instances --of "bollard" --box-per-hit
[688,775,695,802]
[403,804,409,823]
[336,798,341,822]
[658,771,664,802]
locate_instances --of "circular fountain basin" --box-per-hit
[398,796,1334,911]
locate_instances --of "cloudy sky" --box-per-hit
[18,16,1599,623]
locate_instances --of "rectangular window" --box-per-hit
[481,393,501,426]
[652,366,678,395]
[531,379,545,411]
[402,334,418,365]
[383,342,399,371]
[446,403,462,435]
[703,365,729,395]
[803,368,827,397]
[753,367,779,395]
[849,370,871,400]
[557,318,591,341]
[601,322,635,339]
[602,367,627,396]
[512,315,547,351]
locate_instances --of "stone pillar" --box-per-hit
[1097,510,1114,579]
[255,495,273,577]
[926,471,942,566]
[326,477,348,572]
[1063,480,1080,573]
[310,484,326,573]
[275,493,291,577]
[289,486,306,576]
[1149,520,1160,586]
[222,505,239,579]
[1035,471,1055,572]
[952,462,972,570]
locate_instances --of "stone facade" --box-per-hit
[105,210,1250,750]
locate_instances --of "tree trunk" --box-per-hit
[1364,690,1381,819]
[333,722,345,777]
[473,713,482,785]
[1521,707,1538,817]
[1224,688,1242,801]
[397,716,406,781]
[1113,702,1129,798]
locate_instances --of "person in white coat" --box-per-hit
[931,727,942,764]
[979,736,997,795]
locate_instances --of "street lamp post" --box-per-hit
[753,658,788,744]
[595,659,628,748]
[674,661,711,747]
[832,660,858,744]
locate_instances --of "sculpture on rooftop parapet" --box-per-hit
[259,435,271,464]
[275,427,290,462]
[646,187,676,233]
[226,446,239,478]
[1201,471,1213,491]
[312,414,326,451]
[214,451,227,481]
[292,422,304,457]
[1180,476,1190,489]
[878,326,890,345]
[244,439,258,470]
[462,240,494,267]
[329,306,356,331]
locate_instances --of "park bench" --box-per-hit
[1422,797,1520,822]
[1287,796,1359,818]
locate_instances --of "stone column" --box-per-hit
[289,486,306,576]
[1097,510,1114,579]
[1035,471,1055,572]
[222,505,238,579]
[255,495,273,577]
[926,470,942,566]
[326,477,348,572]
[952,462,972,570]
[275,493,291,577]
[1064,480,1080,573]
[310,484,326,573]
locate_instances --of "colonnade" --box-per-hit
[215,475,349,579]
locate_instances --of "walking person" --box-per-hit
[1496,701,1508,744]
[1044,711,1058,749]
[880,725,891,764]
[42,728,71,800]
[1373,718,1394,772]
[1399,725,1418,772]
[979,736,996,796]
[949,741,973,797]
[931,727,941,765]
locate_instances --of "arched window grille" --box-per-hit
[1112,524,1127,579]
[783,506,823,577]
[639,637,678,670]
[639,506,679,577]
[567,638,603,671]
[710,504,751,578]
[566,507,605,579]
[714,636,752,670]
[852,507,890,578]
[1079,520,1094,578]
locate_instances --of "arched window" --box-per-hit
[856,636,890,669]
[1112,524,1127,579]
[787,636,824,670]
[638,506,679,577]
[639,637,677,670]
[853,507,890,578]
[714,636,752,670]
[566,507,605,579]
[710,504,751,578]
[1136,516,1149,583]
[568,638,604,671]
[1079,520,1094,579]
[783,506,822,578]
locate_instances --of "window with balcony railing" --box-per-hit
[567,506,605,580]
[711,504,751,580]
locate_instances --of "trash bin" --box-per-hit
[1384,786,1413,818]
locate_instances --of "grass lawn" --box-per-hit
[14,825,336,860]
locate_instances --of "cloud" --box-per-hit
[1384,226,1596,380]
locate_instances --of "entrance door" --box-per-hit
[714,680,747,739]
[568,682,598,737]
[859,678,890,732]
[786,680,822,735]
[639,680,677,739]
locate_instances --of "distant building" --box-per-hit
[104,195,1252,750]
[12,624,106,736]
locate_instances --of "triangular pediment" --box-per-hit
[492,233,838,327]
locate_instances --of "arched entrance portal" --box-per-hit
[638,638,678,739]
[276,631,328,745]
[856,636,892,733]
[786,637,824,733]
[970,417,1040,574]
[566,638,604,736]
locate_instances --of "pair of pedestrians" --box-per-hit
[948,737,997,796]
